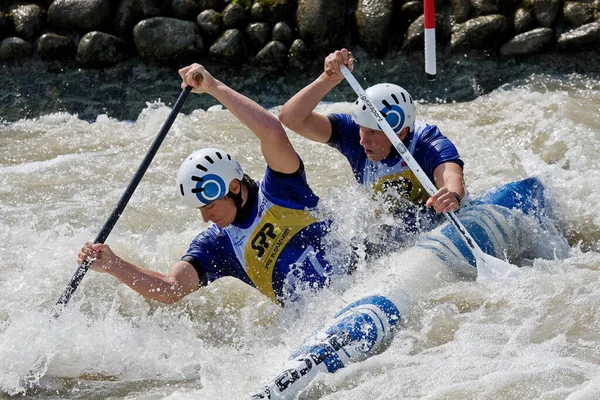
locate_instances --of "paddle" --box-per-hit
[339,65,519,280]
[53,79,200,318]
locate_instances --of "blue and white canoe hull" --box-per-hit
[249,177,570,400]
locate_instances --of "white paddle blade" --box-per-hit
[475,252,520,282]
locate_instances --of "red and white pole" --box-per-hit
[424,0,436,81]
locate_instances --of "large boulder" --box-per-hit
[197,9,224,40]
[209,28,246,64]
[558,21,600,51]
[222,2,247,29]
[10,4,45,40]
[524,0,562,28]
[296,0,345,54]
[471,0,500,16]
[272,21,294,47]
[48,0,113,33]
[563,2,597,27]
[76,31,129,67]
[0,37,32,60]
[514,7,537,34]
[355,0,394,56]
[450,14,511,52]
[133,17,204,64]
[246,22,271,53]
[452,0,472,23]
[288,38,310,69]
[255,40,288,72]
[37,33,76,58]
[500,27,555,56]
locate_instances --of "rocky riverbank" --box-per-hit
[1,0,600,122]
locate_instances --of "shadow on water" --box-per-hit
[1,49,599,123]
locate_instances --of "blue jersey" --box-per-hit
[327,114,464,251]
[328,113,463,205]
[183,164,352,304]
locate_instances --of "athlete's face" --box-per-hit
[198,180,241,228]
[199,196,237,228]
[359,126,410,161]
[359,126,392,161]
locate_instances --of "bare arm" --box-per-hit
[426,162,466,213]
[278,49,355,143]
[78,242,200,304]
[179,64,299,174]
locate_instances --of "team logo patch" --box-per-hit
[195,173,226,204]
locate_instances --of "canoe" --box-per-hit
[249,177,571,400]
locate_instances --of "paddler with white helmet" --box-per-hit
[279,48,466,252]
[78,63,355,306]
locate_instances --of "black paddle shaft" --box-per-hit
[54,86,193,315]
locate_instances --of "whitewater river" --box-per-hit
[1,73,600,399]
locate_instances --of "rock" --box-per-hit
[558,21,600,51]
[76,31,129,67]
[251,2,266,22]
[471,0,500,16]
[402,15,425,53]
[37,33,76,58]
[133,17,204,64]
[197,9,224,39]
[48,0,112,33]
[222,3,247,29]
[355,0,394,56]
[297,0,346,54]
[246,22,271,53]
[450,14,511,52]
[514,8,537,34]
[209,28,246,64]
[451,0,472,23]
[10,4,45,40]
[0,37,33,60]
[401,1,424,24]
[500,27,555,56]
[288,38,310,69]
[563,2,596,27]
[255,40,288,72]
[272,21,294,47]
[525,0,562,28]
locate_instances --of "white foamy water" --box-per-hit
[1,74,599,399]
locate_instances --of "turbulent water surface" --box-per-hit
[1,73,600,399]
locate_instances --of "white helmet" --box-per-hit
[351,83,416,133]
[177,148,244,208]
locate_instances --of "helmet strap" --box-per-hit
[386,145,398,160]
[229,174,258,224]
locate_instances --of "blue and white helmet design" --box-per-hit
[177,148,244,208]
[351,83,416,133]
